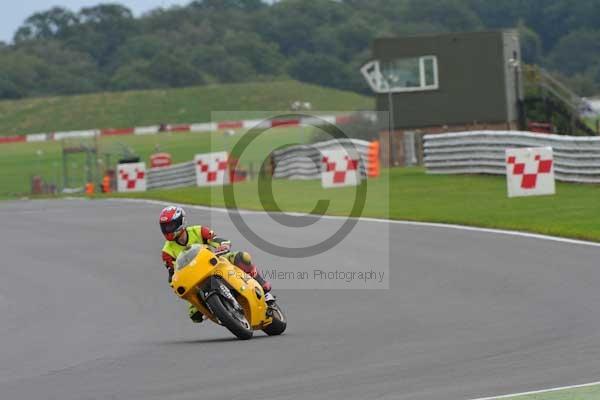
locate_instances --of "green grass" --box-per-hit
[500,383,600,399]
[0,80,372,136]
[111,168,600,242]
[0,126,313,196]
[0,128,311,198]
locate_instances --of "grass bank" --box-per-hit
[0,80,372,136]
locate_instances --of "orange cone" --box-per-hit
[367,140,380,178]
[102,175,111,193]
[85,182,95,196]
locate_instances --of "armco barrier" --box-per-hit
[128,138,380,190]
[271,139,373,180]
[147,161,196,190]
[424,131,600,183]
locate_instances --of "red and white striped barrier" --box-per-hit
[2,114,353,145]
[0,135,26,144]
[102,128,135,136]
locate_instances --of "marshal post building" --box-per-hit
[363,30,523,166]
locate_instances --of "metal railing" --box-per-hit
[271,139,371,179]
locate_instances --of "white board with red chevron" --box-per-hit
[320,149,361,189]
[117,162,147,192]
[505,147,555,198]
[194,151,230,187]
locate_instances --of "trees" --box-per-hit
[404,0,484,32]
[465,0,520,29]
[255,0,348,56]
[518,22,543,64]
[0,40,99,98]
[110,60,156,90]
[548,30,600,76]
[189,0,265,12]
[222,31,285,76]
[0,51,40,98]
[13,7,79,43]
[2,0,600,99]
[289,52,351,89]
[18,40,100,94]
[66,4,138,68]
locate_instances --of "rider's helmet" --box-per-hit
[159,206,186,241]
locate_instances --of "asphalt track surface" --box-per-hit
[2,199,600,400]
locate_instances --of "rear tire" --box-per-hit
[206,293,253,340]
[263,302,287,336]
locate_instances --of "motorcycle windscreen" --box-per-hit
[175,244,202,270]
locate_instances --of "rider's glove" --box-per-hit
[168,267,174,283]
[214,244,231,255]
[211,237,231,255]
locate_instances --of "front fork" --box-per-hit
[199,277,243,317]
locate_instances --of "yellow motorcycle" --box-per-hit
[170,244,286,340]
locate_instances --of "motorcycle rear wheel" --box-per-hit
[207,293,253,340]
[263,302,287,336]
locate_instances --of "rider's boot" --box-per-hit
[264,291,276,305]
[253,273,276,304]
[189,304,204,323]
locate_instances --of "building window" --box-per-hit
[380,55,438,92]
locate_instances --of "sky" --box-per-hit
[0,0,191,43]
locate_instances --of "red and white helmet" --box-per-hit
[159,206,186,241]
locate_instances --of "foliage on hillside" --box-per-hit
[1,0,600,100]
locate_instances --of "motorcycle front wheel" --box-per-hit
[206,293,253,340]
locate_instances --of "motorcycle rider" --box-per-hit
[159,205,274,323]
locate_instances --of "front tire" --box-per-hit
[206,293,253,340]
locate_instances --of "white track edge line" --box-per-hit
[468,380,600,400]
[103,197,600,249]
